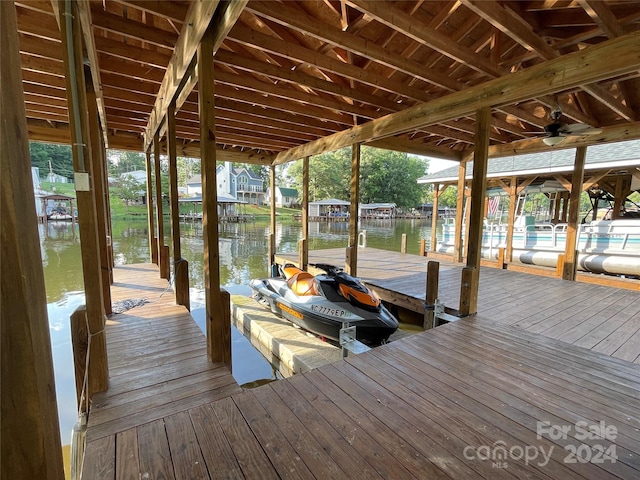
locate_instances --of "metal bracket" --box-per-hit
[340,323,371,357]
[433,299,460,327]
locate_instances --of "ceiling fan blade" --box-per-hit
[580,127,603,135]
[559,123,592,134]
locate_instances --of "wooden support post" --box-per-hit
[199,25,230,366]
[401,233,407,254]
[86,70,112,314]
[101,134,114,280]
[460,107,491,315]
[430,183,440,252]
[423,261,440,330]
[420,239,426,256]
[70,306,88,411]
[269,166,277,270]
[59,0,108,394]
[459,266,475,317]
[167,102,190,310]
[497,247,506,269]
[556,253,566,278]
[505,177,517,262]
[553,189,562,223]
[613,176,624,219]
[154,133,169,279]
[463,189,472,258]
[145,149,157,264]
[346,143,361,276]
[453,161,466,262]
[298,238,308,270]
[561,192,569,223]
[1,3,64,476]
[562,146,587,280]
[301,156,309,270]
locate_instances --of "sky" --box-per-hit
[424,156,457,174]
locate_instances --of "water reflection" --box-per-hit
[43,218,434,443]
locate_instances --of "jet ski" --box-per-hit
[250,263,398,346]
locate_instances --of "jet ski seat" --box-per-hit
[287,271,318,296]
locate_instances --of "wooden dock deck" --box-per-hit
[84,318,640,478]
[278,248,640,364]
[81,260,640,479]
[82,264,242,477]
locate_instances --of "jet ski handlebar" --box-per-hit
[309,263,343,276]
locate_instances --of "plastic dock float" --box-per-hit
[231,295,344,377]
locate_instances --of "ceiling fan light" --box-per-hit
[543,136,565,146]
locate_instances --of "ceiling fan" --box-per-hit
[537,108,603,146]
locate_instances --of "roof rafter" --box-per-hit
[273,31,640,164]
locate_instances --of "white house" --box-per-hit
[268,186,299,207]
[120,170,147,184]
[186,162,265,204]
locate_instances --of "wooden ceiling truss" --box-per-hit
[13,0,640,165]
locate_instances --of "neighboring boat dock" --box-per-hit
[81,257,640,478]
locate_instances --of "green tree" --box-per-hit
[29,142,74,179]
[288,149,351,201]
[116,175,144,212]
[437,186,458,208]
[107,150,146,177]
[177,157,201,186]
[359,148,428,209]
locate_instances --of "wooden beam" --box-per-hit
[301,157,309,270]
[461,107,491,315]
[59,0,108,395]
[505,177,517,263]
[347,0,502,77]
[199,23,229,366]
[143,0,246,151]
[346,143,361,276]
[366,137,463,161]
[167,102,190,310]
[562,147,587,280]
[246,1,464,93]
[1,2,64,477]
[145,149,157,264]
[154,132,168,279]
[552,174,572,192]
[583,170,611,191]
[430,183,440,253]
[453,161,467,263]
[462,0,634,121]
[269,166,276,268]
[273,31,640,164]
[86,70,112,314]
[77,0,108,146]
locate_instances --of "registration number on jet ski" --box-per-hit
[311,305,350,318]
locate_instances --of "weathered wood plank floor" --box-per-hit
[278,248,640,364]
[82,264,242,477]
[82,261,640,479]
[87,319,640,479]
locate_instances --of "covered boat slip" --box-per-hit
[6,1,640,479]
[83,316,640,479]
[277,248,640,364]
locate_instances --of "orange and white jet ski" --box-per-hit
[250,263,398,346]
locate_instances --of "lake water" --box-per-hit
[42,217,434,444]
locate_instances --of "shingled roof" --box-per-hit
[418,139,640,184]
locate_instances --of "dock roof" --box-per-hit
[419,139,640,184]
[14,1,640,164]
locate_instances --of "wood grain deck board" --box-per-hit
[280,248,640,357]
[83,261,640,479]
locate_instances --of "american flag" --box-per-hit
[487,196,500,217]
